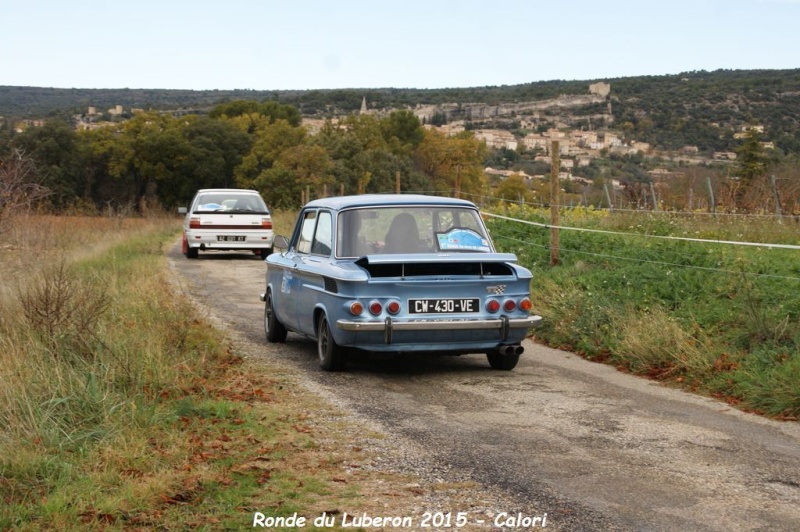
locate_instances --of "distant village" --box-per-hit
[5,81,773,191]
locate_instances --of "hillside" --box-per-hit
[2,68,800,154]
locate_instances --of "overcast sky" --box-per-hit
[2,0,798,91]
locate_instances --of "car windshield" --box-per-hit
[337,206,493,257]
[193,193,269,214]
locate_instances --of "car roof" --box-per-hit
[194,189,260,195]
[303,194,477,212]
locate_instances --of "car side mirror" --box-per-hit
[273,235,289,250]
[177,207,187,215]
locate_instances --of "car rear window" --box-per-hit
[193,193,269,214]
[337,206,492,257]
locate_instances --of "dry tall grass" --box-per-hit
[0,213,183,444]
[610,306,716,377]
[1,210,409,528]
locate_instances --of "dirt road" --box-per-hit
[168,245,800,531]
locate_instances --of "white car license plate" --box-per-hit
[217,235,246,242]
[409,298,480,314]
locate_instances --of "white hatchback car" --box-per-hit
[182,189,274,259]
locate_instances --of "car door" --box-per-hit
[292,210,333,335]
[274,209,316,331]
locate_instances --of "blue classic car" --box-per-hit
[261,194,541,371]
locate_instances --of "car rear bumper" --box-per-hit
[337,315,541,344]
[185,230,274,249]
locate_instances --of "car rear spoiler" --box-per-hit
[355,252,519,265]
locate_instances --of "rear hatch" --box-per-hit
[193,212,270,231]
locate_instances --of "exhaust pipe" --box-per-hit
[499,345,524,356]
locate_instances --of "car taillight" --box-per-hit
[189,217,201,229]
[519,298,532,311]
[503,300,516,312]
[349,302,363,315]
[486,299,500,313]
[369,301,382,315]
[386,300,400,315]
[262,217,272,229]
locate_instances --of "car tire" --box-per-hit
[183,234,199,259]
[182,233,197,258]
[264,290,287,343]
[487,352,520,371]
[317,314,346,371]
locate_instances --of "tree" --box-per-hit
[415,129,487,198]
[0,149,50,232]
[380,110,424,156]
[256,144,334,207]
[10,120,83,208]
[312,115,391,195]
[175,116,251,203]
[735,127,770,207]
[210,100,301,131]
[76,126,116,208]
[496,174,531,203]
[430,111,448,127]
[235,119,307,190]
[100,112,194,209]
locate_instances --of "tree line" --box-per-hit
[0,101,487,215]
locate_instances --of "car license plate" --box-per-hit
[217,235,246,242]
[408,298,480,314]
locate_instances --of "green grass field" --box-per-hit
[487,205,800,419]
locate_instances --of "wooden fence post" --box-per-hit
[650,182,658,211]
[550,141,560,266]
[771,175,783,220]
[707,176,717,219]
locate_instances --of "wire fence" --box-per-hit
[481,211,800,251]
[493,230,800,282]
[461,192,800,284]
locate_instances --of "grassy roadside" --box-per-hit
[0,214,431,529]
[487,204,800,419]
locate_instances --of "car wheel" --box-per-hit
[487,352,520,371]
[264,290,287,343]
[183,234,199,259]
[317,314,346,371]
[182,233,188,255]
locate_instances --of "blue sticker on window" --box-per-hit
[436,229,491,252]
